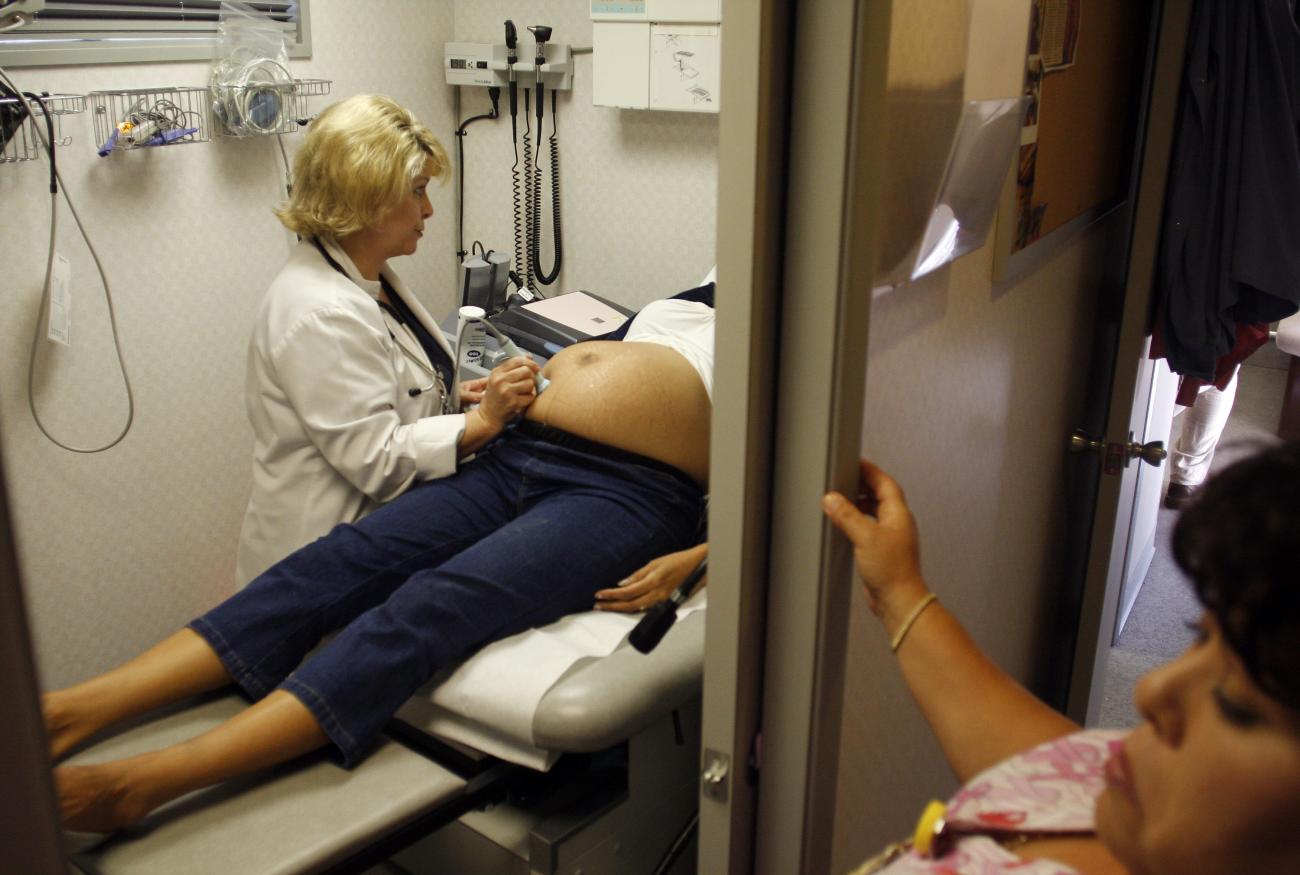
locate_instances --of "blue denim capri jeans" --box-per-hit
[191,422,704,766]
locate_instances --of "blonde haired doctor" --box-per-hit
[238,94,539,587]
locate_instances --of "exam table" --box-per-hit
[71,283,716,874]
[67,607,706,875]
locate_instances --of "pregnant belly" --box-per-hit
[525,341,711,485]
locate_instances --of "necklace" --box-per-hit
[846,800,1037,874]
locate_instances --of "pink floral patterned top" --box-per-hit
[855,729,1127,875]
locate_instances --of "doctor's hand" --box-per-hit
[477,357,542,429]
[822,459,929,634]
[458,377,488,406]
[594,542,708,613]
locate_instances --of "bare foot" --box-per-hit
[43,630,236,765]
[43,691,81,762]
[55,762,153,833]
[43,690,103,763]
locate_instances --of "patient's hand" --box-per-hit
[594,542,708,613]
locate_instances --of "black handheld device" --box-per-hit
[629,559,708,654]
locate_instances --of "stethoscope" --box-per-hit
[312,238,453,413]
[376,300,440,399]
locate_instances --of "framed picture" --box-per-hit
[993,0,1150,282]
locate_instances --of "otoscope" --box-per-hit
[629,559,708,654]
[528,25,552,128]
[504,20,519,135]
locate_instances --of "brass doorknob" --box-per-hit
[1070,430,1166,471]
[1069,431,1103,454]
[1126,439,1166,467]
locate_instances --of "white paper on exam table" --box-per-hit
[400,591,707,770]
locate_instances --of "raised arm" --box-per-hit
[822,460,1077,782]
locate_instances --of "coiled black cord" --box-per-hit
[510,132,525,295]
[527,99,540,287]
[531,88,562,286]
[520,89,536,294]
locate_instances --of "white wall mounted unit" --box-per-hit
[592,0,721,112]
[444,42,574,92]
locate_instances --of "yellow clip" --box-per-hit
[912,799,948,858]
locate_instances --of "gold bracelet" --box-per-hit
[890,593,938,653]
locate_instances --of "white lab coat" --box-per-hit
[236,238,465,587]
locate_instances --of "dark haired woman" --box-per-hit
[823,442,1300,874]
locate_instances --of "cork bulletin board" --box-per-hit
[993,0,1151,278]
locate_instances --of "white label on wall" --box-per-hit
[47,252,71,346]
[649,24,720,112]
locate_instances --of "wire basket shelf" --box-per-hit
[0,93,86,165]
[89,86,211,155]
[211,78,332,137]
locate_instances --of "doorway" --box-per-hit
[1098,343,1292,727]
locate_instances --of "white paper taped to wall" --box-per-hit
[47,252,71,347]
[649,24,720,112]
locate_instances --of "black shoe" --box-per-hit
[1164,483,1199,510]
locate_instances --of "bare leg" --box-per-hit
[56,690,328,832]
[44,629,232,762]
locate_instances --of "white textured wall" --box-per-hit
[2,0,717,690]
[451,0,719,308]
[0,2,456,690]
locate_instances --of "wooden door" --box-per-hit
[1065,0,1192,725]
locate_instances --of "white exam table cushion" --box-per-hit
[395,593,706,770]
[71,692,467,875]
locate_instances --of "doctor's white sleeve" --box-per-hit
[270,308,466,501]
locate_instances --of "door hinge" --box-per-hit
[701,748,730,802]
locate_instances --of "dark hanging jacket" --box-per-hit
[1155,0,1300,381]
